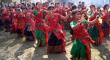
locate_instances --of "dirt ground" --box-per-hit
[0,31,110,60]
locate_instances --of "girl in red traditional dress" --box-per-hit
[24,12,36,41]
[16,10,25,37]
[46,6,66,53]
[70,11,94,60]
[88,5,101,46]
[2,8,11,32]
[33,10,49,47]
[102,4,110,38]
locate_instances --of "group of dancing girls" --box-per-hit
[0,2,110,60]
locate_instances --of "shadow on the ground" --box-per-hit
[97,45,110,60]
[32,47,68,60]
[97,37,110,60]
[47,54,68,60]
[0,31,70,60]
[14,41,34,60]
[32,47,47,60]
[4,37,25,50]
[0,32,18,49]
